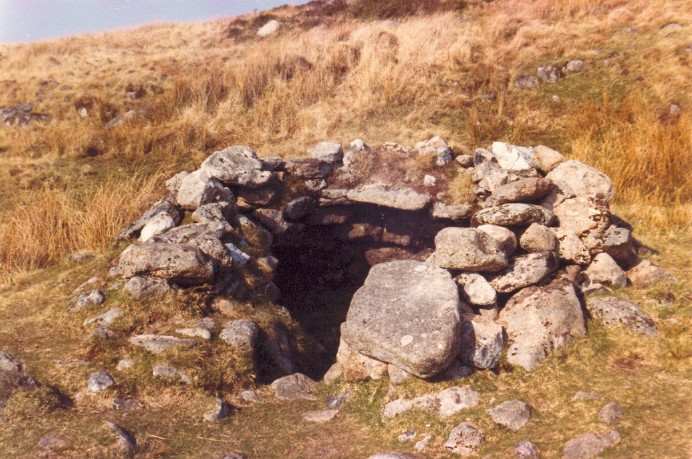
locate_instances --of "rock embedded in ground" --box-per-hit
[430,227,508,272]
[341,260,462,378]
[537,65,561,83]
[598,402,624,423]
[444,422,484,456]
[220,320,260,351]
[104,421,137,455]
[490,252,559,293]
[87,371,115,393]
[73,290,105,311]
[516,440,539,458]
[175,327,211,340]
[346,184,431,211]
[585,296,658,336]
[456,273,497,307]
[384,386,480,419]
[204,398,233,421]
[239,390,261,404]
[397,430,417,443]
[563,430,621,459]
[257,19,281,37]
[116,359,135,371]
[118,242,215,285]
[153,364,192,384]
[129,334,197,354]
[627,260,675,287]
[459,315,504,369]
[1,351,36,409]
[499,279,586,371]
[200,146,273,189]
[571,391,602,401]
[123,276,172,298]
[382,399,414,419]
[367,454,413,459]
[271,373,318,400]
[302,409,338,423]
[472,204,554,227]
[563,59,585,74]
[37,431,70,451]
[584,253,627,288]
[487,400,531,430]
[515,75,539,89]
[84,308,121,327]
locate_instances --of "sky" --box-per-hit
[0,0,302,44]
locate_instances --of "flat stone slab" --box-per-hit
[563,430,621,459]
[341,260,462,378]
[129,334,197,354]
[472,204,554,227]
[430,228,508,272]
[487,400,531,430]
[346,184,431,210]
[271,373,318,400]
[302,409,338,422]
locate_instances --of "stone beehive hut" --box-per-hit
[111,136,661,386]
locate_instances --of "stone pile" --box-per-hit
[111,136,668,386]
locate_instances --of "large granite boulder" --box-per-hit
[118,242,215,285]
[429,228,508,272]
[546,160,615,204]
[498,279,586,371]
[200,146,274,188]
[341,260,462,378]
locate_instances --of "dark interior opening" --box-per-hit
[270,204,445,379]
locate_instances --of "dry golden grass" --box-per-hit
[0,0,689,281]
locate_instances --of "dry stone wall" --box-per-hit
[112,136,666,384]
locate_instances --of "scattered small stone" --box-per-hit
[112,398,138,411]
[598,402,624,423]
[455,154,474,167]
[71,290,105,312]
[204,398,233,421]
[71,252,95,262]
[537,66,561,83]
[444,422,484,456]
[414,434,432,451]
[239,390,261,404]
[104,421,137,455]
[220,320,259,350]
[302,409,338,423]
[84,308,121,327]
[271,373,318,400]
[87,371,115,393]
[37,431,70,451]
[116,358,135,371]
[487,400,531,431]
[563,430,621,459]
[515,75,539,89]
[222,454,246,459]
[257,19,281,37]
[152,364,192,384]
[382,399,414,419]
[563,59,585,74]
[515,439,539,458]
[325,392,349,409]
[129,334,197,354]
[397,430,418,443]
[586,296,658,336]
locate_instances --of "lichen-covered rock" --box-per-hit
[118,196,182,240]
[537,65,561,83]
[553,197,610,250]
[490,142,535,170]
[493,178,552,204]
[563,430,621,459]
[139,212,176,242]
[584,253,627,288]
[601,226,633,262]
[520,223,559,254]
[105,421,137,455]
[627,260,675,287]
[176,169,229,210]
[533,145,564,173]
[472,204,554,227]
[432,202,473,221]
[346,184,431,211]
[487,400,531,430]
[341,260,462,378]
[87,371,115,392]
[585,296,658,336]
[547,160,615,204]
[459,315,504,369]
[153,364,193,384]
[499,279,586,371]
[598,402,624,423]
[118,242,215,285]
[455,273,497,307]
[152,224,232,269]
[415,136,453,166]
[123,276,172,298]
[430,228,508,272]
[220,320,260,351]
[308,141,343,163]
[552,228,592,265]
[477,224,518,255]
[490,252,559,293]
[200,146,273,188]
[444,422,484,456]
